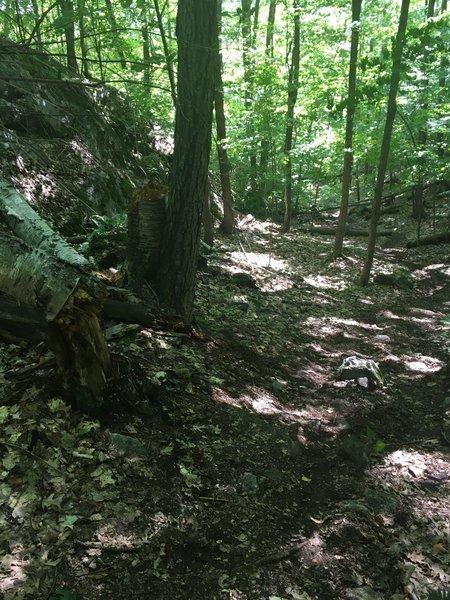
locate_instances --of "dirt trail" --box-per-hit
[0,224,449,600]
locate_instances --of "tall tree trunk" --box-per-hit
[30,0,43,48]
[91,0,105,81]
[78,0,90,77]
[437,0,448,157]
[155,0,217,325]
[215,0,234,233]
[259,0,277,190]
[14,0,26,42]
[104,0,127,68]
[281,0,300,234]
[252,0,260,47]
[360,0,411,286]
[333,0,363,259]
[154,0,177,108]
[265,0,276,58]
[241,0,258,194]
[412,0,436,221]
[58,0,78,75]
[142,13,151,91]
[202,192,215,247]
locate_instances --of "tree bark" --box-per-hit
[259,0,277,191]
[215,0,234,234]
[141,13,151,91]
[58,0,78,75]
[78,0,90,77]
[360,0,411,286]
[154,0,177,108]
[155,0,217,325]
[333,0,362,259]
[412,0,436,221]
[241,0,258,193]
[104,0,127,69]
[281,0,300,234]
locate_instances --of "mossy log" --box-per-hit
[0,179,110,395]
[406,231,450,248]
[298,226,394,237]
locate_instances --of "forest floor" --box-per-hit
[1,215,449,600]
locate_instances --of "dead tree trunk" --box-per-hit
[0,179,110,396]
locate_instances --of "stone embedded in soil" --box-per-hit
[345,586,384,600]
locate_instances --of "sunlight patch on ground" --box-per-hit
[304,316,384,339]
[403,355,443,373]
[228,251,287,272]
[381,309,447,334]
[212,386,336,424]
[385,353,443,375]
[303,274,346,291]
[375,450,450,522]
[13,173,57,204]
[414,263,450,280]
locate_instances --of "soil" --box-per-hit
[0,216,449,600]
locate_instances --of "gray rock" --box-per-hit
[345,586,384,600]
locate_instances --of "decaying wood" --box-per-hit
[127,181,167,291]
[298,226,394,237]
[406,231,450,248]
[0,292,156,335]
[0,179,110,395]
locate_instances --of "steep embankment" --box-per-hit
[0,38,167,232]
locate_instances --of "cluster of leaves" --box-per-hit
[1,0,449,218]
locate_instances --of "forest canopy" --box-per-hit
[0,0,448,220]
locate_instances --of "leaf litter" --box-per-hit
[0,221,449,600]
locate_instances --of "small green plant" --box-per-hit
[365,427,386,455]
[428,590,450,600]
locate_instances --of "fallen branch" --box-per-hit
[298,226,394,237]
[406,231,450,248]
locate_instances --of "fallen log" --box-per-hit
[297,226,394,237]
[0,291,157,335]
[406,231,450,248]
[0,179,110,396]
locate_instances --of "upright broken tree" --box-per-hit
[0,178,110,395]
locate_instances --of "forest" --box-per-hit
[0,0,449,598]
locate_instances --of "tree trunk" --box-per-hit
[202,192,215,247]
[142,14,151,91]
[154,0,177,108]
[412,0,436,221]
[437,0,448,157]
[0,179,110,395]
[259,0,277,191]
[104,0,127,69]
[127,181,167,292]
[360,0,411,286]
[30,0,43,48]
[155,0,217,325]
[77,0,90,77]
[241,0,258,194]
[281,0,300,234]
[333,0,362,259]
[58,0,78,75]
[215,0,234,234]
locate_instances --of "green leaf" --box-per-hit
[0,406,9,424]
[62,515,78,529]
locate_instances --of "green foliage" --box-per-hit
[0,0,448,217]
[428,591,450,600]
